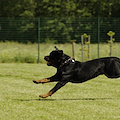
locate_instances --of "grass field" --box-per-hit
[0,63,120,120]
[0,42,120,63]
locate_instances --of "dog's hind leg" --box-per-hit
[104,59,120,78]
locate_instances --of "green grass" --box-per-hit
[0,63,120,120]
[0,42,38,63]
[0,42,120,63]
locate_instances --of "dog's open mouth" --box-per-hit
[47,61,51,66]
[44,56,51,66]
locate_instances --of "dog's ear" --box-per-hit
[58,50,63,56]
[55,46,63,56]
[55,46,59,51]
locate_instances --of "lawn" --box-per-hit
[0,42,120,63]
[0,63,120,120]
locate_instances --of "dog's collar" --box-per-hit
[60,58,75,68]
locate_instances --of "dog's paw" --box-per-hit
[39,92,52,98]
[39,94,48,98]
[33,80,40,84]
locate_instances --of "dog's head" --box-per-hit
[44,46,63,68]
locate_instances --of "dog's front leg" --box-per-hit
[33,78,50,84]
[33,73,59,84]
[39,81,68,98]
[39,91,53,98]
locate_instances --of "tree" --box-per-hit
[0,0,36,17]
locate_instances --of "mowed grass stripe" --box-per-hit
[0,63,120,120]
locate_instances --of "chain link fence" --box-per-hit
[0,17,120,43]
[0,18,38,43]
[0,17,120,62]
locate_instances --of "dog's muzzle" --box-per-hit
[44,56,51,66]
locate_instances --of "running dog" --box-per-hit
[33,46,120,98]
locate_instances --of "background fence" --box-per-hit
[0,17,120,62]
[0,17,120,43]
[0,18,38,43]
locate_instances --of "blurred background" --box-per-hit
[0,0,120,63]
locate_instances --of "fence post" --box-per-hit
[97,17,100,58]
[71,40,76,59]
[107,31,115,57]
[110,36,112,57]
[37,18,40,63]
[88,35,90,60]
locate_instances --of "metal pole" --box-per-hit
[37,18,40,63]
[97,17,100,58]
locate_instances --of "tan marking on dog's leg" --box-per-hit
[41,79,50,83]
[33,78,50,84]
[39,91,53,98]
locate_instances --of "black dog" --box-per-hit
[33,46,120,98]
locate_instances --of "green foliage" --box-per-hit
[107,31,115,43]
[83,33,88,38]
[1,0,120,17]
[0,0,36,17]
[0,18,38,43]
[0,17,120,44]
[107,31,115,37]
[41,18,72,43]
[0,1,120,44]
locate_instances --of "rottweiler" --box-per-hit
[33,46,120,98]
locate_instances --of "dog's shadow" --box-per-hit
[14,97,117,102]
